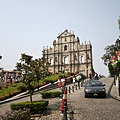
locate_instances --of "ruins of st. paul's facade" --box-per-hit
[43,30,93,77]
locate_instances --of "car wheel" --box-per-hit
[103,94,106,98]
[85,94,88,98]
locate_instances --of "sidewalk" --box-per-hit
[110,81,120,101]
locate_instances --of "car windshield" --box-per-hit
[86,81,103,87]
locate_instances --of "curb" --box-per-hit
[110,81,120,101]
[110,94,120,101]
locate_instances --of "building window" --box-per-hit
[81,56,84,63]
[63,56,68,64]
[65,38,67,42]
[64,45,67,51]
[74,55,77,60]
[87,54,90,59]
[50,58,53,65]
[64,33,67,35]
[55,57,57,62]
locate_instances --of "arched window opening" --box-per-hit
[50,58,53,65]
[81,56,84,63]
[74,55,77,61]
[65,38,67,42]
[63,56,68,64]
[87,54,90,59]
[64,45,67,51]
[55,57,57,62]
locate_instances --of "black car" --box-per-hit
[84,80,106,98]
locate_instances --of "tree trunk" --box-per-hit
[37,80,39,92]
[28,82,33,102]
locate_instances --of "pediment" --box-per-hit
[57,29,74,38]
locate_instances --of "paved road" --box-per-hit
[0,77,120,120]
[65,78,120,120]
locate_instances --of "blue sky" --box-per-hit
[0,0,120,76]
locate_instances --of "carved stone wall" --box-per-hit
[43,30,93,77]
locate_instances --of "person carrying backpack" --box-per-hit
[76,75,82,87]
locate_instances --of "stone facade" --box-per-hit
[43,30,93,77]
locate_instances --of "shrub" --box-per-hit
[0,95,5,101]
[8,90,21,98]
[33,84,39,89]
[53,78,58,82]
[4,85,8,89]
[10,100,49,114]
[40,91,62,99]
[14,80,21,83]
[43,79,51,84]
[17,85,27,92]
[0,108,31,120]
[0,94,9,101]
[44,78,53,83]
[11,84,17,87]
[58,75,63,79]
[13,89,21,94]
[0,90,21,101]
[4,94,10,99]
[68,72,74,76]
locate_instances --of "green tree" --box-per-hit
[101,44,117,76]
[108,61,115,76]
[101,44,115,66]
[32,57,49,92]
[16,53,49,102]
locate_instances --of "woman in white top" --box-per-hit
[72,76,76,86]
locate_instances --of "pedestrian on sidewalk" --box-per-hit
[57,79,62,90]
[89,73,92,79]
[72,75,76,86]
[76,74,82,87]
[94,73,99,80]
[61,76,66,86]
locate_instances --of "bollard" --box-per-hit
[69,86,71,94]
[81,81,83,87]
[75,84,77,90]
[60,87,67,113]
[62,102,67,120]
[59,94,63,99]
[84,81,86,85]
[69,110,74,120]
[118,74,120,96]
[114,77,116,85]
[60,87,64,99]
[66,87,67,93]
[62,87,64,94]
[72,86,74,92]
